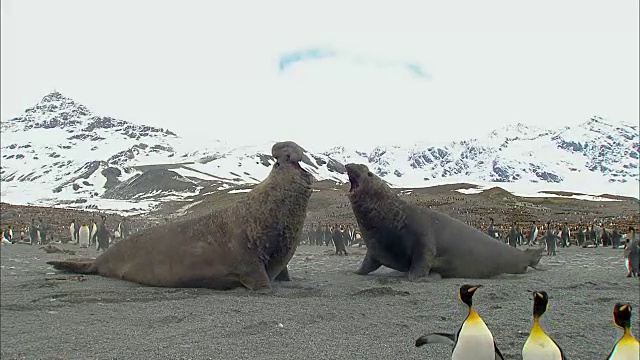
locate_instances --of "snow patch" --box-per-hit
[228,188,252,194]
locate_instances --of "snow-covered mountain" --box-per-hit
[1,91,638,213]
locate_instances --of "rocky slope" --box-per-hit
[1,91,638,214]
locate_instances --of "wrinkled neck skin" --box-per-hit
[349,181,396,207]
[251,165,313,200]
[348,184,402,225]
[242,166,313,254]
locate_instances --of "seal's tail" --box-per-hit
[47,259,97,274]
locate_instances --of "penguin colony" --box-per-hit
[415,284,639,360]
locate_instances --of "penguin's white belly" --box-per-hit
[79,226,90,246]
[609,341,640,360]
[522,336,563,360]
[452,322,495,360]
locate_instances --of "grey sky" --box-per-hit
[1,0,638,149]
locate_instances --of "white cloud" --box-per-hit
[1,0,638,149]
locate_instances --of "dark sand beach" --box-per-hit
[1,243,638,360]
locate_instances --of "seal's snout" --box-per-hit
[272,141,304,162]
[345,163,371,193]
[291,160,312,176]
[345,163,361,193]
[271,141,311,177]
[345,163,356,173]
[348,173,359,193]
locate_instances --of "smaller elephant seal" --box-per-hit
[48,141,314,293]
[345,163,544,279]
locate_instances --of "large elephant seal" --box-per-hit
[345,163,544,279]
[47,141,314,293]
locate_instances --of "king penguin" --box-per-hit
[415,284,504,360]
[522,291,567,360]
[606,302,639,360]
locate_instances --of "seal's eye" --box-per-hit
[367,172,373,177]
[274,162,280,167]
[286,154,291,161]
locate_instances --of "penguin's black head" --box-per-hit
[612,302,633,329]
[458,284,482,306]
[532,291,549,318]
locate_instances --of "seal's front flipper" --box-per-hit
[355,251,382,275]
[415,332,455,347]
[274,266,291,281]
[407,234,436,281]
[47,259,97,274]
[239,264,273,294]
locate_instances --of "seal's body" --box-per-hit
[48,141,313,293]
[345,163,544,279]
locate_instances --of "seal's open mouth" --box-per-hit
[348,173,359,192]
[291,161,311,175]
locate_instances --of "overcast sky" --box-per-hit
[1,0,638,149]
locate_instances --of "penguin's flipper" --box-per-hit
[493,340,505,360]
[550,338,569,359]
[414,332,455,347]
[605,343,616,360]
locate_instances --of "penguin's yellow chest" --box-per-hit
[609,334,640,360]
[522,325,562,360]
[452,312,495,360]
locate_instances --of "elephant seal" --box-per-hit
[48,141,314,293]
[345,163,544,279]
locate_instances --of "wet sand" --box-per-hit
[1,243,638,360]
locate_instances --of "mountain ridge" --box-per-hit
[1,91,638,214]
